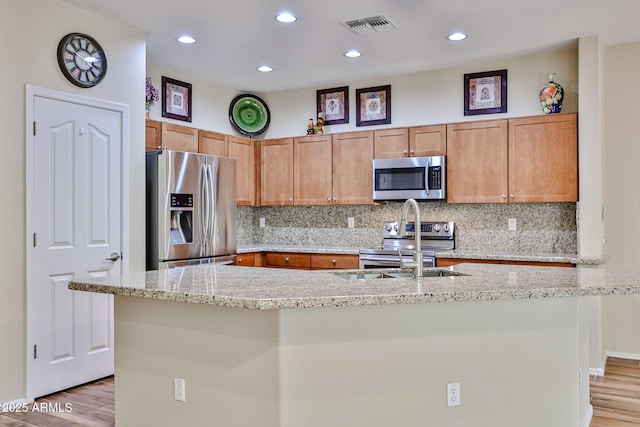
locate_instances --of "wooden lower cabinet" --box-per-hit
[436,258,574,268]
[266,252,311,269]
[311,254,359,270]
[235,252,265,267]
[241,252,359,270]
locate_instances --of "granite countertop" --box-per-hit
[237,245,604,265]
[68,262,640,310]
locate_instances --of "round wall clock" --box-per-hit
[57,32,107,88]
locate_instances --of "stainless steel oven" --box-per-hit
[359,221,454,269]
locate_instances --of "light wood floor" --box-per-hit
[1,360,639,427]
[591,357,640,426]
[0,376,114,426]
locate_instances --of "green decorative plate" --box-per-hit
[229,94,270,136]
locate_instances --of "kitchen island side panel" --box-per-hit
[114,296,281,426]
[113,294,584,427]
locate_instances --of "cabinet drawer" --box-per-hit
[266,252,311,269]
[311,254,359,269]
[235,253,256,266]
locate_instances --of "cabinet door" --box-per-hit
[145,119,162,151]
[261,138,294,206]
[373,128,409,158]
[508,113,577,202]
[332,131,374,204]
[294,134,332,205]
[161,122,198,152]
[409,125,447,156]
[447,120,508,203]
[229,136,259,206]
[198,130,228,157]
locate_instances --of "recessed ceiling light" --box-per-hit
[257,65,273,73]
[447,32,467,41]
[177,35,196,44]
[275,12,297,23]
[344,49,362,58]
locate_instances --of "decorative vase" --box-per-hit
[539,73,564,114]
[145,104,150,119]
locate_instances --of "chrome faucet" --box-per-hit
[398,198,423,278]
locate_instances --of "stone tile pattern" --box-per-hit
[237,202,577,254]
[69,263,640,310]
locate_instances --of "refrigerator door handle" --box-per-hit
[200,164,210,255]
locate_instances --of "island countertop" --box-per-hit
[68,263,640,310]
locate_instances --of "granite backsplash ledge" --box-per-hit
[236,202,577,254]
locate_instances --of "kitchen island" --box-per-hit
[69,263,640,426]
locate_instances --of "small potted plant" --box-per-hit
[145,77,159,118]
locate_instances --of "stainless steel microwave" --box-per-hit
[372,156,446,201]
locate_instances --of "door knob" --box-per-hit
[105,252,121,262]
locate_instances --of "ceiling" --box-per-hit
[61,0,640,93]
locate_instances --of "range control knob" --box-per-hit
[433,224,441,232]
[443,224,450,232]
[393,224,399,232]
[385,223,392,231]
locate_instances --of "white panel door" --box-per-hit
[30,96,121,397]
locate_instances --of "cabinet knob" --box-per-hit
[238,258,243,263]
[332,259,337,265]
[501,194,507,199]
[509,194,515,199]
[288,198,293,203]
[285,257,289,262]
[403,150,408,155]
[410,150,415,154]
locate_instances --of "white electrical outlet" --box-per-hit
[348,217,355,228]
[174,377,186,402]
[259,217,265,228]
[508,218,517,231]
[447,382,461,407]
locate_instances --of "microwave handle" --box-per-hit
[425,157,431,196]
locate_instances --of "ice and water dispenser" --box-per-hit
[169,193,194,244]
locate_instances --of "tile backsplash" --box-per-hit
[237,202,577,254]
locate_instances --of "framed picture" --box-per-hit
[316,86,349,125]
[162,76,192,122]
[356,85,391,127]
[464,69,507,116]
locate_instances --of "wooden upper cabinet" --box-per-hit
[508,113,578,202]
[373,128,409,158]
[229,136,259,206]
[446,120,509,203]
[198,130,228,157]
[294,134,332,205]
[145,119,162,151]
[332,131,374,204]
[261,138,294,206]
[161,122,198,152]
[409,124,447,156]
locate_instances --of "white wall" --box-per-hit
[602,41,640,358]
[148,50,578,139]
[0,0,146,402]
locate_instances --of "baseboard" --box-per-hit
[607,351,640,361]
[589,367,604,377]
[582,404,593,427]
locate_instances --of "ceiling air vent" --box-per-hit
[341,15,398,35]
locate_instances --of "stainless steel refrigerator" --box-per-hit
[146,149,237,270]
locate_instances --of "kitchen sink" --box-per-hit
[334,269,468,280]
